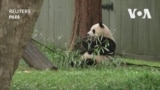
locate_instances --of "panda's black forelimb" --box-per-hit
[99,37,116,55]
[81,36,116,56]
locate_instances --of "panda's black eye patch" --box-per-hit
[92,29,95,34]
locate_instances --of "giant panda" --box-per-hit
[71,22,116,67]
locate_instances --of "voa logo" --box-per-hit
[128,8,152,19]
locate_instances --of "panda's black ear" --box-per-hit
[99,22,104,28]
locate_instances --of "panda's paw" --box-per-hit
[69,61,75,67]
[69,61,81,67]
[70,61,74,67]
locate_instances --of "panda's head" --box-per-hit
[87,22,113,40]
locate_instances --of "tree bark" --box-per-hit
[70,0,102,50]
[0,0,43,90]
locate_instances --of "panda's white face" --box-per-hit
[87,23,106,39]
[87,23,114,40]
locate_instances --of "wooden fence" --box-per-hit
[33,0,160,60]
[33,0,74,48]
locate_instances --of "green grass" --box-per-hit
[122,58,160,67]
[11,46,160,90]
[11,66,160,90]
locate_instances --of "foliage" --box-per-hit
[11,46,160,90]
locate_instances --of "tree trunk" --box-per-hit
[0,0,43,90]
[70,0,102,50]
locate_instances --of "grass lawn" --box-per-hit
[11,48,160,90]
[11,60,160,90]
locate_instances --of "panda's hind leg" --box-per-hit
[69,59,96,68]
[80,58,97,68]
